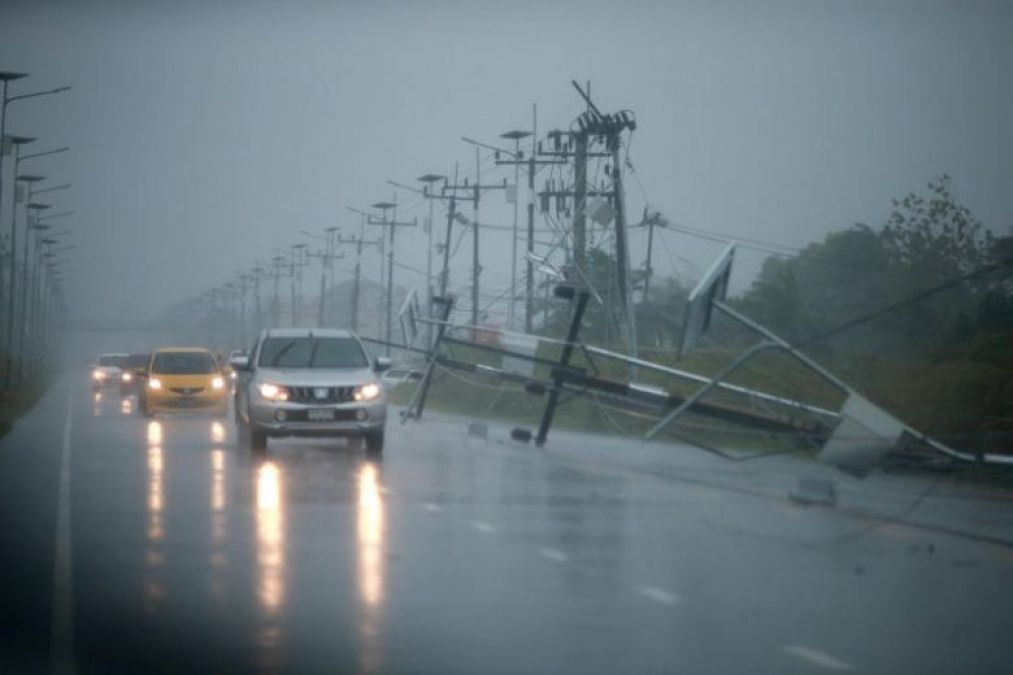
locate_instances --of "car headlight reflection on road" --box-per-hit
[212,376,225,390]
[258,383,288,401]
[354,383,381,402]
[148,377,163,390]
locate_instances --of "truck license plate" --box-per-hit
[307,408,335,421]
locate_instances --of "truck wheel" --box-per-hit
[242,421,267,453]
[363,430,384,455]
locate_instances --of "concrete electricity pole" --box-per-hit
[533,82,638,355]
[388,173,448,346]
[364,199,416,353]
[305,247,344,327]
[337,213,382,334]
[442,149,508,329]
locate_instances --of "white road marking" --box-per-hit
[539,547,569,563]
[782,645,854,671]
[636,585,681,605]
[50,394,75,675]
[471,520,497,534]
[423,502,443,513]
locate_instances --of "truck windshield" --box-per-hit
[258,337,368,368]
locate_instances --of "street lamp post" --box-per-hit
[3,144,67,362]
[17,201,50,379]
[0,72,28,281]
[2,136,34,347]
[500,130,532,330]
[0,76,70,303]
[6,174,43,379]
[19,183,68,368]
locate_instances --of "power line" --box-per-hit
[793,256,1013,349]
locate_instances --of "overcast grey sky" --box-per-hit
[2,0,1011,323]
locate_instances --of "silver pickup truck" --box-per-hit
[233,328,390,454]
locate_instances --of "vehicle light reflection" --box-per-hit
[147,420,162,447]
[121,397,133,415]
[210,449,227,599]
[255,460,286,666]
[145,444,165,613]
[256,461,285,613]
[147,446,164,532]
[92,391,102,416]
[211,421,225,443]
[357,462,385,673]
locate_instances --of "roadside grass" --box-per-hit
[0,378,52,439]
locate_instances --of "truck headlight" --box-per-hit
[354,382,381,402]
[258,383,288,401]
[93,370,105,380]
[121,372,133,383]
[212,376,225,390]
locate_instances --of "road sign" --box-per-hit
[679,243,735,357]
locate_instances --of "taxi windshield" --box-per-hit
[151,351,218,375]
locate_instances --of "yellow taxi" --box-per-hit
[140,347,228,417]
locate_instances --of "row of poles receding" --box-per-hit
[190,82,655,360]
[0,70,73,388]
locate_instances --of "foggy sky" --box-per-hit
[2,0,1011,324]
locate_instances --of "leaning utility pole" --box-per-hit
[442,149,508,329]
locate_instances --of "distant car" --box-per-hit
[227,349,249,380]
[139,347,228,417]
[380,367,421,388]
[233,328,389,454]
[92,353,129,389]
[119,352,152,395]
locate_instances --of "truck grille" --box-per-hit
[286,386,356,404]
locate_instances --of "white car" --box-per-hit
[91,353,129,389]
[380,367,419,388]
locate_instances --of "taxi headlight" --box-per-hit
[148,377,162,390]
[212,376,225,390]
[258,383,288,401]
[354,382,381,402]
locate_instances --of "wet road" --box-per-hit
[2,359,1013,673]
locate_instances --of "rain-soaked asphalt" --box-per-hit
[2,346,1013,673]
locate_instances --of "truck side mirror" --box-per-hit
[231,356,251,372]
[374,356,391,373]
